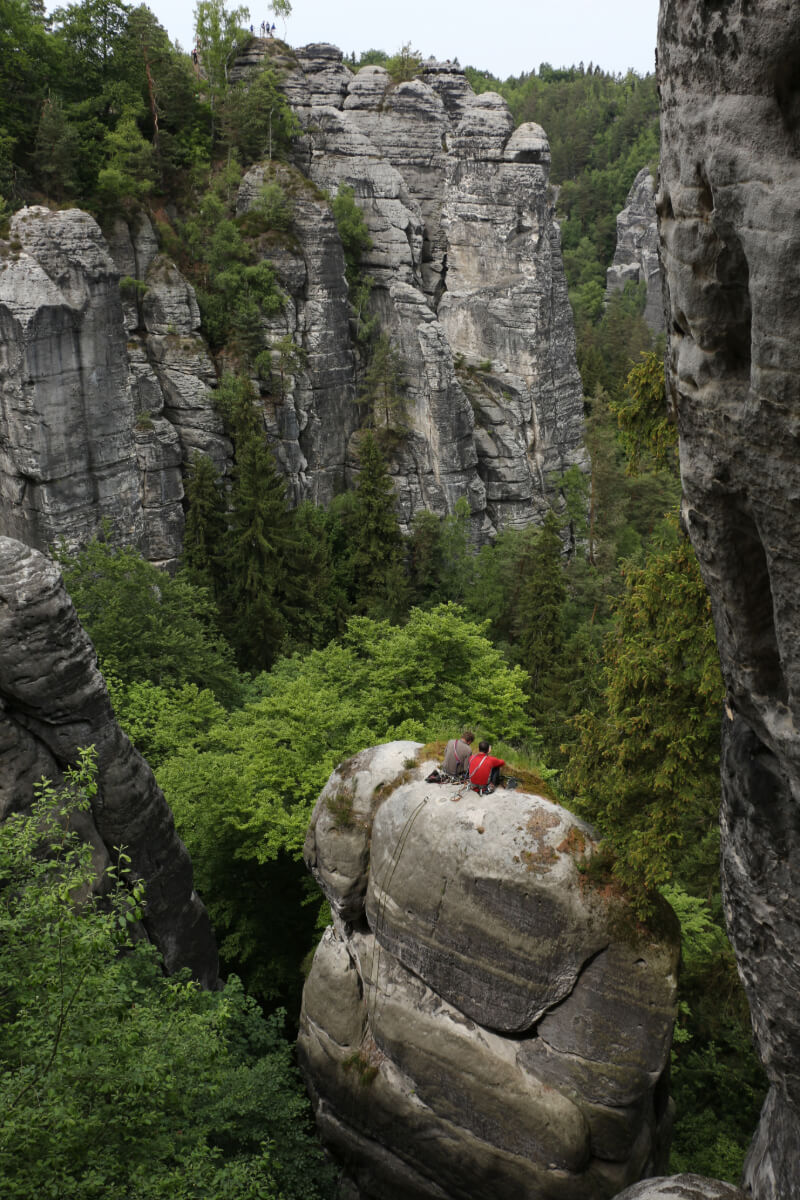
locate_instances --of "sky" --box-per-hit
[144,0,660,80]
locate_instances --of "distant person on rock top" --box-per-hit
[443,730,474,778]
[468,741,505,793]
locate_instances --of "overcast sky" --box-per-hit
[143,0,659,79]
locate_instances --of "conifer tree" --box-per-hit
[215,374,298,669]
[357,332,408,440]
[33,95,80,200]
[512,512,566,699]
[348,432,408,620]
[183,452,228,595]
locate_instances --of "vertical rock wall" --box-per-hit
[606,167,665,334]
[236,43,588,535]
[0,536,218,985]
[0,207,228,568]
[657,2,800,1196]
[0,45,587,556]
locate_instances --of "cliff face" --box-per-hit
[0,47,585,553]
[0,207,227,568]
[606,167,665,334]
[299,743,679,1200]
[269,46,587,532]
[0,536,218,986]
[656,2,800,1196]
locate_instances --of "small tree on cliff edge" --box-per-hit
[194,0,249,141]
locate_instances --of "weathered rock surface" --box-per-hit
[300,743,679,1199]
[657,2,800,1196]
[614,1176,745,1200]
[0,536,218,985]
[0,47,586,552]
[0,207,228,568]
[606,167,665,333]
[233,44,587,534]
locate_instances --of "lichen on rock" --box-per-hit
[300,743,679,1199]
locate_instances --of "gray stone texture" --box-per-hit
[614,1176,745,1200]
[657,2,800,1196]
[606,167,665,333]
[0,207,229,569]
[300,744,679,1199]
[0,536,218,985]
[0,48,586,554]
[232,44,587,536]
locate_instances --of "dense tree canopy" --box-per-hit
[0,753,334,1199]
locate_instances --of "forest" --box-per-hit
[0,1,766,1193]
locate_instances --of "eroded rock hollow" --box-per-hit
[299,743,679,1200]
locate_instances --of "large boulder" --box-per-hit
[657,1,800,1195]
[300,743,679,1199]
[0,536,218,985]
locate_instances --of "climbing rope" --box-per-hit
[366,791,431,1027]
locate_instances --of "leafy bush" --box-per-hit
[0,751,333,1199]
[158,604,532,999]
[57,535,243,707]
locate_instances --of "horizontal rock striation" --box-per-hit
[300,743,679,1199]
[0,207,229,568]
[606,167,665,333]
[614,1176,745,1200]
[657,1,800,1196]
[0,536,218,985]
[234,43,588,535]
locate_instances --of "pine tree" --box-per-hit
[33,95,80,199]
[357,332,408,441]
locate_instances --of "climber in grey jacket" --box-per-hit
[442,731,474,778]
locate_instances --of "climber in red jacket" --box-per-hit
[468,741,505,792]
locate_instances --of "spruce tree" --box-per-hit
[183,453,228,596]
[512,512,566,700]
[215,374,298,669]
[348,432,408,620]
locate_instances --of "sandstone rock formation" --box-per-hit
[657,2,800,1196]
[0,536,218,986]
[299,742,679,1200]
[0,47,586,555]
[606,167,665,333]
[615,1177,745,1200]
[0,207,227,568]
[234,43,587,534]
